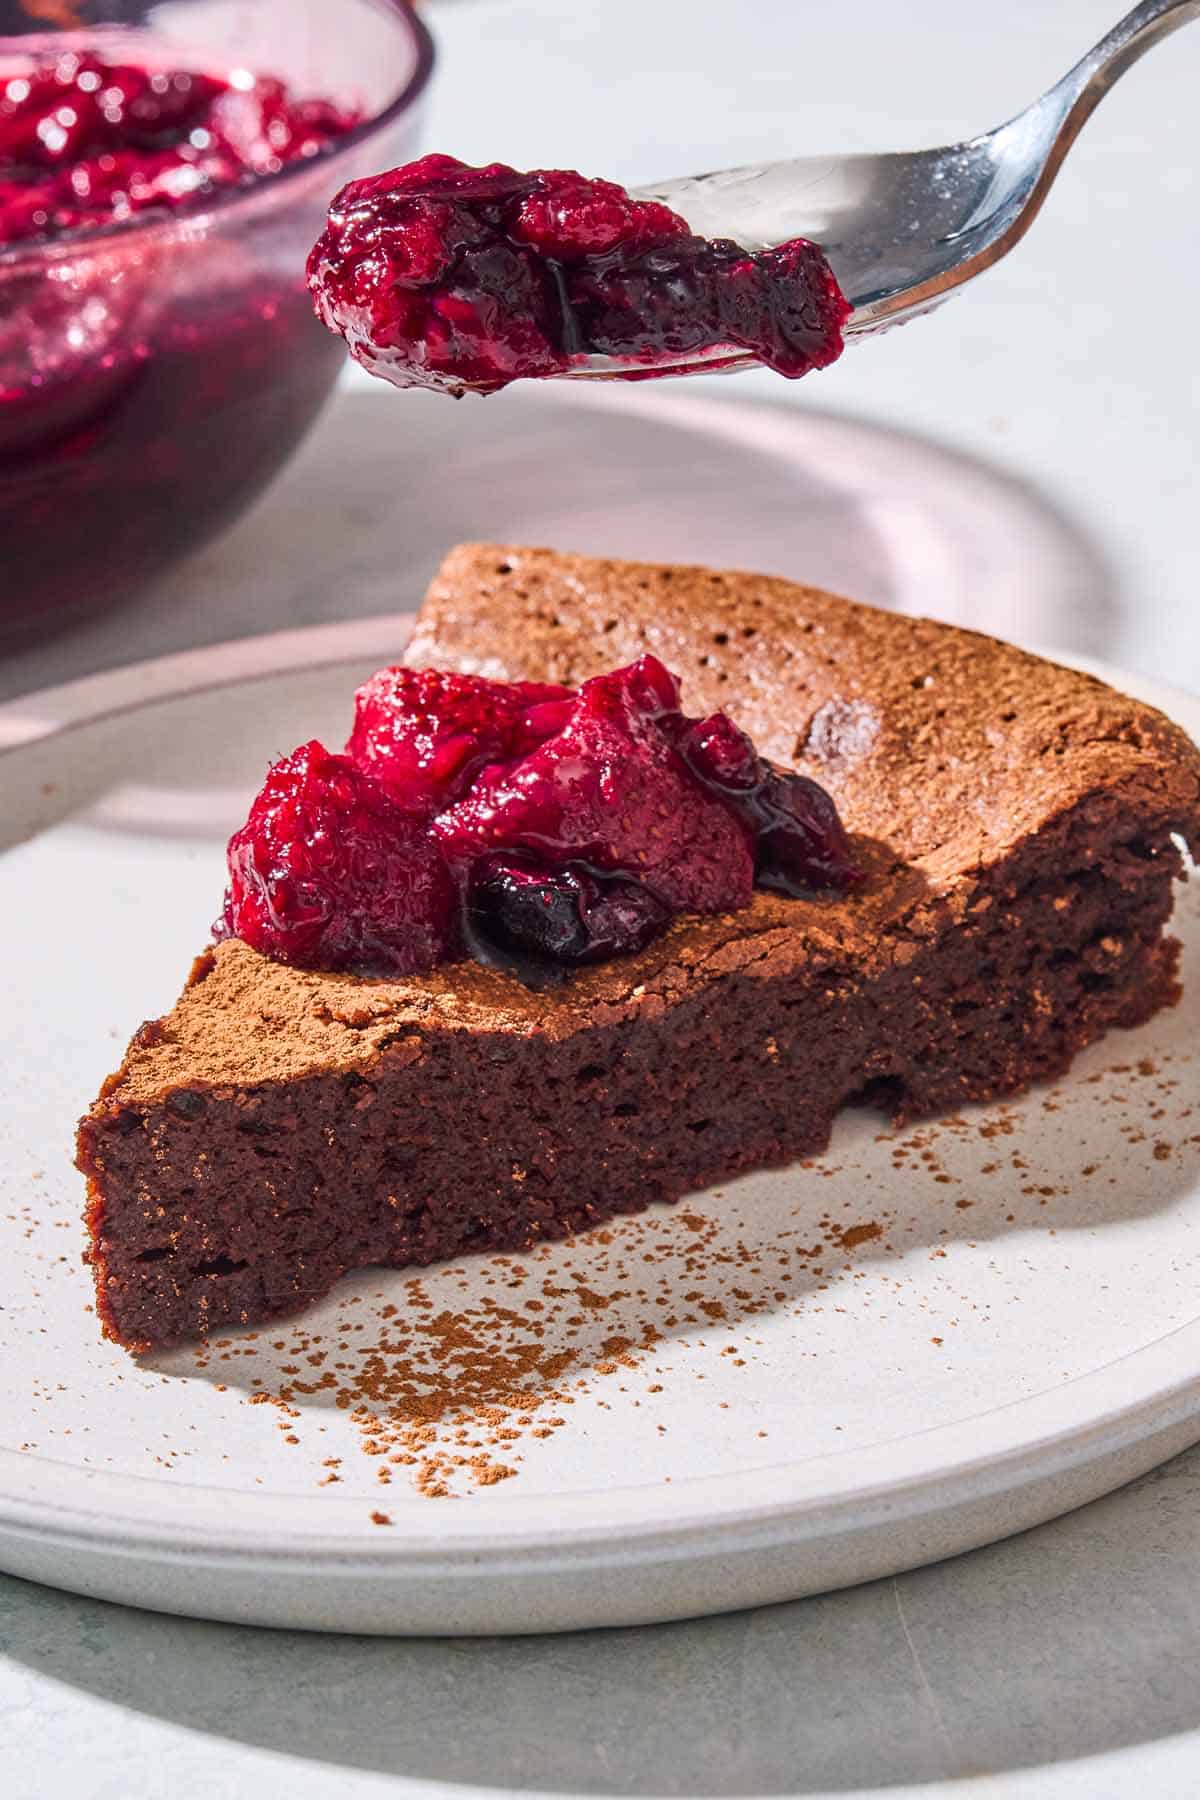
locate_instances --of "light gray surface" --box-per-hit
[4,0,1200,1793]
[3,1449,1200,1798]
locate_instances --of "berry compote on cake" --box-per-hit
[78,546,1200,1351]
[306,155,850,393]
[216,657,861,986]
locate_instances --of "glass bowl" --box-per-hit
[0,0,433,642]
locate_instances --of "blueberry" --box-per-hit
[465,857,669,986]
[468,861,592,966]
[750,768,862,894]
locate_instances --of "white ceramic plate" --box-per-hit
[1,623,1198,1637]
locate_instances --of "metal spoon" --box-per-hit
[570,0,1198,378]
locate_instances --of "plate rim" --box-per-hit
[3,619,1199,1567]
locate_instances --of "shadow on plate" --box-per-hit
[146,1050,1200,1434]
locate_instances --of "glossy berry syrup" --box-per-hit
[0,53,354,243]
[218,656,862,986]
[0,50,359,636]
[307,155,850,395]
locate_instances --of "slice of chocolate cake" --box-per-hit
[77,546,1200,1350]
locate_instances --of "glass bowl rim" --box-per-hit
[0,0,435,270]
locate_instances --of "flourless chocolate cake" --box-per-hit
[77,545,1200,1349]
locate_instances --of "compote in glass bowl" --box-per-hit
[0,0,433,639]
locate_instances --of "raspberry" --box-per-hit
[217,741,457,974]
[513,172,689,260]
[435,655,756,915]
[347,667,572,811]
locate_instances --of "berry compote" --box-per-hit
[0,48,361,636]
[0,53,357,244]
[307,155,850,395]
[218,656,862,986]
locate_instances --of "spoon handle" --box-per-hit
[985,0,1200,293]
[1051,0,1200,117]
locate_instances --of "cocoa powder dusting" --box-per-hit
[224,1197,895,1498]
[197,1051,1198,1502]
[833,1221,883,1252]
